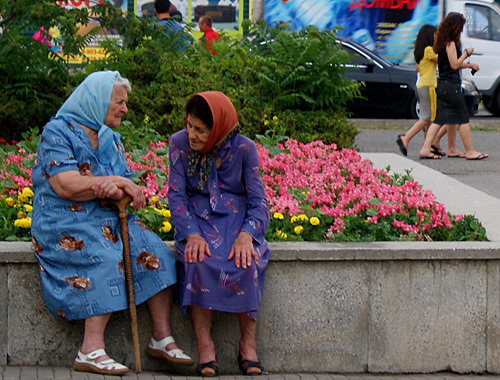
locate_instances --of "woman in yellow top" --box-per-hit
[397,24,442,157]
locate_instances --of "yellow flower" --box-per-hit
[14,217,31,229]
[150,196,159,204]
[22,187,34,197]
[160,221,172,233]
[144,115,151,123]
[294,225,304,234]
[310,217,320,226]
[5,197,14,207]
[24,205,33,212]
[264,120,269,126]
[291,216,298,223]
[273,212,284,220]
[17,211,27,219]
[297,214,308,221]
[162,209,171,218]
[275,230,287,240]
[18,194,27,203]
[273,116,278,121]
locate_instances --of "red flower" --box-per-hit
[12,140,19,145]
[0,138,6,143]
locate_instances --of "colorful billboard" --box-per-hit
[263,0,439,63]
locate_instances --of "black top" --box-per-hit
[437,43,461,82]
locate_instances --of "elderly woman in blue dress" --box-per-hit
[31,71,193,376]
[168,91,270,377]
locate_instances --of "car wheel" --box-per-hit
[483,92,500,116]
[409,94,418,119]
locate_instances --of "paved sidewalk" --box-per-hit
[2,367,500,380]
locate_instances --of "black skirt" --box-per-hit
[434,79,469,125]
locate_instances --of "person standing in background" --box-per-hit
[155,0,194,51]
[198,15,220,55]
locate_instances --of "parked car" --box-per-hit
[338,37,480,119]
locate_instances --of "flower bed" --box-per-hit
[0,131,487,242]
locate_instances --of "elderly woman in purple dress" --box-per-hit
[168,91,270,377]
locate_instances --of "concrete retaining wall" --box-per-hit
[3,241,500,375]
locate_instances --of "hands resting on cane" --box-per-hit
[92,176,145,211]
[49,171,144,211]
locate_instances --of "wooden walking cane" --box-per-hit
[100,195,142,373]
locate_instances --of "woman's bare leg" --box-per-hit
[81,313,112,362]
[419,123,443,158]
[457,123,488,158]
[446,124,461,155]
[147,286,180,350]
[191,305,216,364]
[400,120,431,149]
[236,313,259,362]
[431,125,448,154]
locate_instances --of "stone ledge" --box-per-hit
[3,241,500,263]
[3,242,500,374]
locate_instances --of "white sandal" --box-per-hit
[147,336,194,366]
[73,348,129,375]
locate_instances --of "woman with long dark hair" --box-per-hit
[419,12,487,160]
[397,24,440,156]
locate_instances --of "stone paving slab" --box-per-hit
[3,367,500,380]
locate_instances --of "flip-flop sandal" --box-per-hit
[238,352,264,376]
[396,135,408,156]
[147,336,194,366]
[196,361,219,377]
[419,153,442,160]
[431,145,446,157]
[73,349,129,375]
[466,153,488,160]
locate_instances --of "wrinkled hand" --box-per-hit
[228,231,257,269]
[115,178,145,211]
[185,234,211,264]
[92,177,125,201]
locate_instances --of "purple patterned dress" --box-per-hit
[168,130,270,320]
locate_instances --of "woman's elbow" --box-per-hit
[49,179,79,200]
[52,185,75,200]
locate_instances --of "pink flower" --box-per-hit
[0,135,467,241]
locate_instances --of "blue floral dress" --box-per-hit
[168,130,270,320]
[31,116,177,321]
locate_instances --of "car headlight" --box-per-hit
[461,79,479,96]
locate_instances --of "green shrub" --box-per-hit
[1,2,360,148]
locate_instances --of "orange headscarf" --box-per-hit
[186,91,240,190]
[186,91,239,156]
